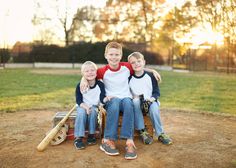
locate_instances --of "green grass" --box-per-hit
[0,69,80,112]
[159,71,236,115]
[0,69,236,115]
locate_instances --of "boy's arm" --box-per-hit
[97,81,106,104]
[75,84,91,114]
[80,77,89,93]
[144,68,162,82]
[97,81,115,103]
[80,103,91,114]
[147,72,160,102]
[75,83,83,105]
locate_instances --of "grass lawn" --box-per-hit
[0,68,235,115]
[160,71,236,115]
[0,69,79,112]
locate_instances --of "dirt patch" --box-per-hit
[30,69,81,75]
[0,109,236,168]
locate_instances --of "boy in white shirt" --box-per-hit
[128,52,172,145]
[97,42,137,160]
[74,61,106,149]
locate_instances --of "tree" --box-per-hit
[32,0,77,46]
[158,1,198,65]
[194,0,235,71]
[70,6,101,43]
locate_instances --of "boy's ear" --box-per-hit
[144,60,146,65]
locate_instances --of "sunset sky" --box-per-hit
[0,0,106,48]
[0,0,222,48]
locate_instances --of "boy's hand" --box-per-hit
[80,103,91,114]
[147,97,156,102]
[85,107,92,114]
[80,77,89,93]
[82,104,91,114]
[103,96,115,103]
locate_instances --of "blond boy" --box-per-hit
[128,52,172,145]
[74,61,106,149]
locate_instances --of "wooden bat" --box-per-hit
[98,105,106,135]
[37,104,77,151]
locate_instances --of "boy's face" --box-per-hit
[82,65,97,81]
[129,57,145,72]
[105,48,122,67]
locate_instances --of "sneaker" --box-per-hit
[100,139,119,156]
[158,133,172,145]
[74,138,86,150]
[87,134,96,145]
[125,143,137,160]
[139,129,153,145]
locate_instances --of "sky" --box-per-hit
[0,0,222,48]
[0,0,106,48]
[0,0,35,48]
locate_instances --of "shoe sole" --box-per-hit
[140,136,153,145]
[74,143,85,150]
[99,145,119,156]
[87,142,96,145]
[144,139,153,145]
[125,155,138,160]
[166,142,173,145]
[159,141,173,145]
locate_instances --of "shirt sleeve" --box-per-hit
[97,66,108,80]
[121,62,134,75]
[75,82,83,106]
[147,71,160,99]
[97,80,106,104]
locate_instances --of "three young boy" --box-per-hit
[73,42,171,160]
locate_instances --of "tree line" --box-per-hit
[31,0,236,71]
[3,42,164,65]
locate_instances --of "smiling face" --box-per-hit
[105,48,122,69]
[82,65,97,81]
[129,56,145,73]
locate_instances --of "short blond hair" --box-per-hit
[128,52,145,62]
[104,42,123,56]
[81,61,97,73]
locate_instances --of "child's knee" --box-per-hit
[122,97,133,106]
[77,107,86,115]
[90,109,97,116]
[133,98,140,106]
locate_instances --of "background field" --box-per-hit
[1,68,236,168]
[1,68,235,115]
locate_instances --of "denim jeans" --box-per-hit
[104,97,134,140]
[74,106,98,138]
[133,98,164,136]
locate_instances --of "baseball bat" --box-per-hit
[37,104,77,151]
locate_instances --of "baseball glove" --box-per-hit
[139,94,152,115]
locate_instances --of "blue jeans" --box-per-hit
[104,97,134,140]
[74,106,98,138]
[133,98,164,136]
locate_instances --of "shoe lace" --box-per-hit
[106,140,116,149]
[160,133,169,140]
[126,143,136,153]
[75,138,83,143]
[140,130,151,139]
